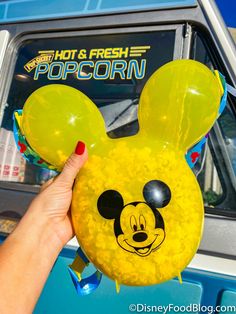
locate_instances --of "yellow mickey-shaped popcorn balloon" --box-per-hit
[20,60,222,286]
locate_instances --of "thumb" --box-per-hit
[56,141,88,188]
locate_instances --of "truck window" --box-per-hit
[0,29,176,186]
[191,30,236,216]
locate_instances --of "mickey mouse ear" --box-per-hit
[21,84,107,170]
[143,180,171,208]
[97,190,124,219]
[138,60,222,151]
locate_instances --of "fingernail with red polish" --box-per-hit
[75,141,85,155]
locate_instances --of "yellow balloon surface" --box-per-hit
[21,84,106,169]
[139,59,222,151]
[21,60,222,286]
[72,139,204,285]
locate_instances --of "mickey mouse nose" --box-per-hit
[133,232,148,242]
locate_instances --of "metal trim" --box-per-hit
[198,0,236,83]
[0,30,9,72]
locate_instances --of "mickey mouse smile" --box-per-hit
[134,244,153,255]
[124,235,159,256]
[121,229,165,257]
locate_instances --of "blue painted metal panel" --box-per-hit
[215,0,236,28]
[34,255,203,314]
[7,0,86,19]
[33,251,236,314]
[99,0,196,10]
[87,0,100,11]
[220,290,236,312]
[0,237,236,313]
[0,4,5,19]
[181,269,236,309]
[0,0,196,24]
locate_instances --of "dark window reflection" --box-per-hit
[0,31,175,185]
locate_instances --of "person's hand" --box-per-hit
[28,141,88,247]
[0,141,88,314]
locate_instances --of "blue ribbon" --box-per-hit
[68,247,102,296]
[13,110,58,171]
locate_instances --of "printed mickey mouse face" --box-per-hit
[97,180,170,257]
[20,59,222,286]
[117,202,165,257]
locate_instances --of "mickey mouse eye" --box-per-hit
[139,215,146,230]
[143,180,171,208]
[130,215,138,232]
